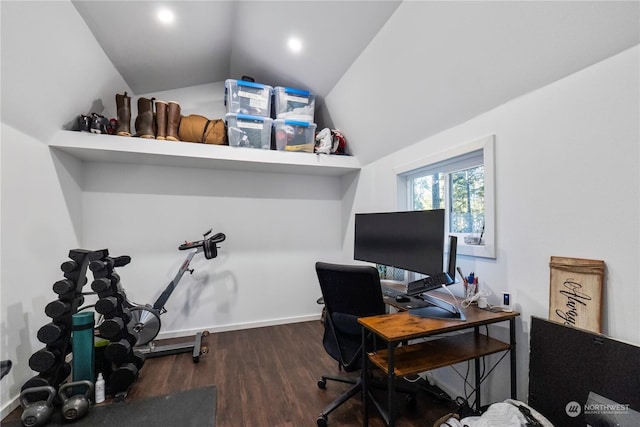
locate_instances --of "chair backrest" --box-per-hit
[315,262,386,371]
[316,262,386,318]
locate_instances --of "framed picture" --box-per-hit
[549,256,605,333]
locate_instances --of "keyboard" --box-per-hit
[406,272,454,296]
[381,285,407,298]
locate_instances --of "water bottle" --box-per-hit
[95,373,105,403]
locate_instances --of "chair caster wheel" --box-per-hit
[406,393,417,408]
[317,415,328,427]
[317,379,326,389]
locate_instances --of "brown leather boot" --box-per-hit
[115,92,131,136]
[134,97,155,138]
[155,101,168,140]
[166,101,181,141]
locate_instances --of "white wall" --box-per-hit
[324,1,640,166]
[0,0,131,416]
[333,46,640,403]
[79,160,342,334]
[136,81,228,121]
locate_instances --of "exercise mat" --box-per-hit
[6,385,216,427]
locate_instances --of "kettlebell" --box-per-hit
[58,380,94,421]
[20,385,56,427]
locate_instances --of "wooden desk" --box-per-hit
[358,292,519,427]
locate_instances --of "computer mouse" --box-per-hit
[395,295,410,303]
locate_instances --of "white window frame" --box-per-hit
[393,135,496,259]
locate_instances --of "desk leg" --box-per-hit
[510,317,517,399]
[362,329,369,427]
[387,341,396,427]
[474,327,481,411]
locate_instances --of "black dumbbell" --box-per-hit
[105,339,132,364]
[53,279,76,295]
[97,317,125,340]
[37,323,67,345]
[44,300,71,319]
[109,363,139,393]
[95,297,119,315]
[91,277,111,293]
[28,348,62,373]
[60,260,78,273]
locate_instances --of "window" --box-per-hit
[395,135,496,259]
[377,265,406,282]
[405,150,484,233]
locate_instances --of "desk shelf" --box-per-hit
[48,130,361,176]
[367,332,511,377]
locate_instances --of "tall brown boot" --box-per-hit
[115,92,131,136]
[166,101,181,141]
[155,101,168,140]
[134,97,156,138]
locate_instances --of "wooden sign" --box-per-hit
[549,256,605,333]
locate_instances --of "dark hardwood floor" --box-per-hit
[4,321,455,426]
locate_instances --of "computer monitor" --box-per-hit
[446,235,457,282]
[406,235,457,296]
[354,209,446,277]
[354,209,462,320]
[405,235,463,320]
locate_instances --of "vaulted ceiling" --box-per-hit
[72,1,401,97]
[72,1,639,165]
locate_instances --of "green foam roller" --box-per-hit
[72,311,95,383]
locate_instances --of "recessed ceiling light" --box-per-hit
[288,37,302,53]
[157,8,175,24]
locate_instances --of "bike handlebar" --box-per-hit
[178,231,226,251]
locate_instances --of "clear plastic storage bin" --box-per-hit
[225,79,273,117]
[273,119,317,152]
[273,86,315,122]
[226,113,273,149]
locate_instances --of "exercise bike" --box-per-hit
[119,229,225,362]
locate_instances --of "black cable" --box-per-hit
[464,361,471,402]
[478,326,488,380]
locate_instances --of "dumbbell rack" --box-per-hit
[90,253,145,396]
[23,249,101,398]
[22,248,145,400]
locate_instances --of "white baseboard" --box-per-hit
[1,398,20,421]
[153,314,321,340]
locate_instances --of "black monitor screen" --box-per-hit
[354,209,445,276]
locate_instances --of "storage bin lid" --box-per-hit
[275,119,313,128]
[276,86,311,96]
[226,79,272,91]
[231,113,271,123]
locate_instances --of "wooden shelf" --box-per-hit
[48,131,361,176]
[367,332,511,377]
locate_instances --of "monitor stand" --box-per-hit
[408,293,466,321]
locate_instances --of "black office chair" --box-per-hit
[315,262,414,427]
